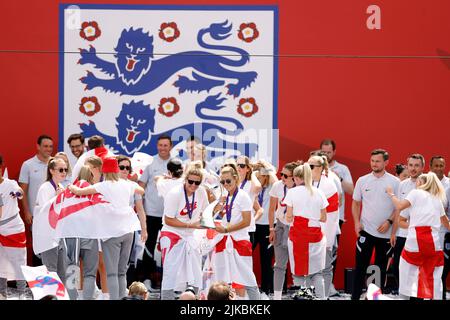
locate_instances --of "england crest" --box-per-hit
[60,4,278,166]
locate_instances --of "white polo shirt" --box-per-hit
[19,155,48,216]
[139,155,170,217]
[353,171,400,239]
[396,178,417,238]
[330,160,353,222]
[441,176,450,190]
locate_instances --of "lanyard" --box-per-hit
[183,186,195,220]
[49,179,58,191]
[225,188,239,223]
[281,185,287,214]
[258,187,266,206]
[240,179,248,190]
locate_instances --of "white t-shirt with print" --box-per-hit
[162,184,209,238]
[217,190,253,241]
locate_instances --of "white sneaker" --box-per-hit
[260,292,270,300]
[101,292,110,300]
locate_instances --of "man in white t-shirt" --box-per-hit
[19,135,53,266]
[351,149,400,300]
[391,153,424,294]
[430,156,450,189]
[138,135,172,288]
[320,139,354,295]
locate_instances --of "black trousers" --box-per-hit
[252,224,274,294]
[134,216,162,282]
[442,233,450,300]
[392,236,406,291]
[351,230,392,300]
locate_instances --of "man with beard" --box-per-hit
[351,149,399,300]
[390,154,425,295]
[67,133,86,167]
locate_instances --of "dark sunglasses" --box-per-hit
[187,179,201,186]
[237,163,247,169]
[309,164,320,169]
[280,173,291,179]
[119,165,131,171]
[56,168,69,173]
[220,179,233,185]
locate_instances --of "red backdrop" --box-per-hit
[1,0,449,290]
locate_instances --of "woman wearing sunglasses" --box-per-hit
[33,158,70,292]
[159,167,209,300]
[284,163,328,299]
[210,166,261,300]
[307,155,339,299]
[268,161,301,300]
[236,156,262,246]
[54,152,72,188]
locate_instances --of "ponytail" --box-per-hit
[293,164,314,196]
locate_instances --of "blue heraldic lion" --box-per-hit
[79,20,257,97]
[78,20,261,159]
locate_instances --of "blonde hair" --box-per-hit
[103,172,119,182]
[417,172,446,202]
[85,155,103,169]
[184,167,204,182]
[308,155,329,176]
[293,164,314,195]
[128,281,147,297]
[220,166,239,182]
[187,160,204,170]
[77,165,93,184]
[55,152,72,176]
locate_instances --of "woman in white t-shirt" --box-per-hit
[252,160,278,297]
[268,160,301,300]
[284,163,328,299]
[155,158,184,199]
[159,167,209,300]
[236,156,262,246]
[387,172,450,300]
[0,155,27,300]
[210,165,260,300]
[308,155,339,298]
[33,158,70,290]
[69,157,144,300]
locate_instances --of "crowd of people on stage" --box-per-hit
[1,133,449,300]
